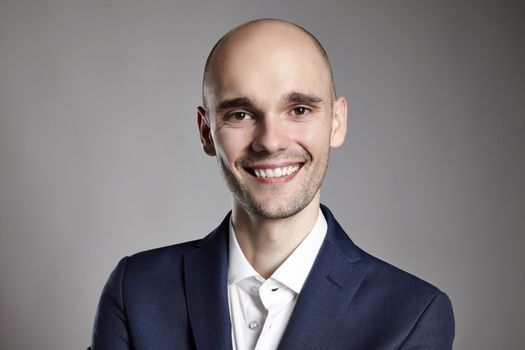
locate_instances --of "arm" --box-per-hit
[400,291,455,349]
[90,257,132,350]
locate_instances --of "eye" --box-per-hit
[228,111,252,121]
[291,106,310,116]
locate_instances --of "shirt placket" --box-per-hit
[238,276,267,349]
[254,279,296,350]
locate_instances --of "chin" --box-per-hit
[240,194,311,220]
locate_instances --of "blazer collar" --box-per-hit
[184,213,233,350]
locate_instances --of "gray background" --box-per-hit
[1,0,524,349]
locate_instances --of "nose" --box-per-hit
[251,115,291,154]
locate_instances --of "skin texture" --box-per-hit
[197,19,347,278]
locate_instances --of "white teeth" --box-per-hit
[253,165,300,178]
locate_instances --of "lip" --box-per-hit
[247,161,303,170]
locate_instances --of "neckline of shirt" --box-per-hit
[227,208,328,294]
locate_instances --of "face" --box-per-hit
[198,23,347,219]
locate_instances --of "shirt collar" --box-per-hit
[227,208,328,294]
[228,220,259,285]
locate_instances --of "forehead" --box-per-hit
[208,23,332,105]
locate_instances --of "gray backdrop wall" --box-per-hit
[1,0,523,349]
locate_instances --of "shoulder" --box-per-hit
[358,252,455,346]
[101,238,206,309]
[358,248,442,298]
[322,205,447,301]
[328,237,454,346]
[330,226,448,307]
[106,212,231,291]
[128,239,200,266]
[115,238,203,281]
[322,205,453,330]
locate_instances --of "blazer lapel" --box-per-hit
[277,205,367,350]
[184,214,232,350]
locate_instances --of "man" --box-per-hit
[91,19,454,349]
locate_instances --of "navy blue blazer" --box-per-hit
[91,205,454,349]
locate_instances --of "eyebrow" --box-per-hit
[282,92,323,105]
[215,92,324,113]
[216,97,255,112]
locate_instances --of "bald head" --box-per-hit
[201,19,336,110]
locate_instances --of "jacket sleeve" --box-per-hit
[90,257,131,350]
[399,291,455,349]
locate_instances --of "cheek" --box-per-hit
[294,121,332,155]
[214,129,252,162]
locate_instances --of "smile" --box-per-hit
[244,163,303,179]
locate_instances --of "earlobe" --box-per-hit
[197,106,216,156]
[330,96,348,148]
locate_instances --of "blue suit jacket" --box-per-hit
[91,205,454,349]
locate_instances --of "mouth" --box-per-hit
[244,163,303,179]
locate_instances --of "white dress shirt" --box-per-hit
[227,209,328,350]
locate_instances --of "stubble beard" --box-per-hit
[217,150,330,220]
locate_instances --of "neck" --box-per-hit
[231,193,321,279]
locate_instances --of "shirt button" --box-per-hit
[248,320,260,330]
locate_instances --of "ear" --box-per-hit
[330,96,348,148]
[197,106,216,156]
